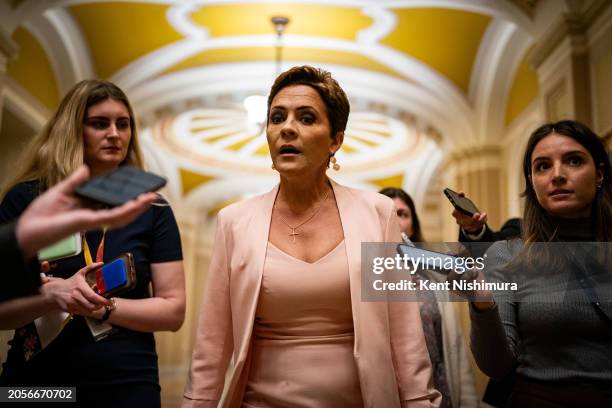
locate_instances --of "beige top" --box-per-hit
[243,240,363,407]
[183,180,440,408]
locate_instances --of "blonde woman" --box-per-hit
[0,80,185,408]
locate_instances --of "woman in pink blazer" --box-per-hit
[183,66,441,408]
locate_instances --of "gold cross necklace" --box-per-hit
[276,188,331,243]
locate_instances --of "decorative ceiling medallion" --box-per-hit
[151,108,422,174]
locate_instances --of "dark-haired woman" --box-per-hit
[466,120,612,407]
[381,187,478,408]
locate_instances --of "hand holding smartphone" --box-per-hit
[85,253,137,298]
[443,188,480,216]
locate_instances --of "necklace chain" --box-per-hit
[276,188,331,243]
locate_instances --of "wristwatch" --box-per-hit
[100,297,117,322]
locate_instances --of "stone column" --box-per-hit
[530,1,610,126]
[439,143,504,242]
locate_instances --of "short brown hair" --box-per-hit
[267,65,350,138]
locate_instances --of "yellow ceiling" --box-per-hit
[368,173,405,190]
[7,28,59,109]
[64,3,489,92]
[179,168,216,195]
[163,47,406,79]
[381,8,491,92]
[70,2,183,78]
[505,47,538,125]
[191,4,372,41]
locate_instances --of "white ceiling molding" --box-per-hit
[0,25,19,64]
[357,5,397,43]
[470,18,532,144]
[109,0,473,123]
[127,61,473,149]
[42,8,95,85]
[381,0,534,35]
[112,32,474,133]
[23,9,94,96]
[407,140,443,207]
[139,127,184,203]
[2,77,51,131]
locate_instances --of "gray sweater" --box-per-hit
[469,239,612,384]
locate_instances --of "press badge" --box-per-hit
[85,316,116,341]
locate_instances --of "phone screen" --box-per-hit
[397,243,458,274]
[75,166,166,207]
[38,233,82,262]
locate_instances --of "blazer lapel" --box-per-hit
[228,184,278,394]
[330,179,362,352]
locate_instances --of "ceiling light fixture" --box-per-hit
[243,15,290,131]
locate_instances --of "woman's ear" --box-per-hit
[331,131,344,153]
[596,163,604,187]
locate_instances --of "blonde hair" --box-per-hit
[3,79,143,195]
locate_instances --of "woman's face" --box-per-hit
[267,85,342,177]
[83,98,131,173]
[530,133,603,218]
[392,197,414,238]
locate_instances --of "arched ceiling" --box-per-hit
[2,0,542,212]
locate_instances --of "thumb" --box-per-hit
[57,165,90,195]
[79,262,104,275]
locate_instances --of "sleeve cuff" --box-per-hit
[462,225,486,240]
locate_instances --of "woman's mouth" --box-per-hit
[279,145,301,156]
[549,189,572,198]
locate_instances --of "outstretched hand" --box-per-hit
[15,165,157,258]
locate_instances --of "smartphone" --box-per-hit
[38,233,82,262]
[443,188,480,216]
[85,253,136,298]
[397,243,458,274]
[75,166,166,207]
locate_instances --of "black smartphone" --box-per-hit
[443,188,479,216]
[397,243,458,274]
[75,166,166,207]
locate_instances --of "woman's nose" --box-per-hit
[551,162,566,184]
[107,123,119,138]
[280,118,298,138]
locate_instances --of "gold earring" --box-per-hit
[330,155,340,171]
[271,163,276,170]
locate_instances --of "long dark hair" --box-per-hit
[379,187,425,242]
[521,120,611,242]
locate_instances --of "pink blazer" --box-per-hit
[183,180,441,408]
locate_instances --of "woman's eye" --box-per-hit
[117,120,130,130]
[533,162,549,172]
[270,113,284,124]
[568,157,583,166]
[90,120,107,129]
[301,115,315,125]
